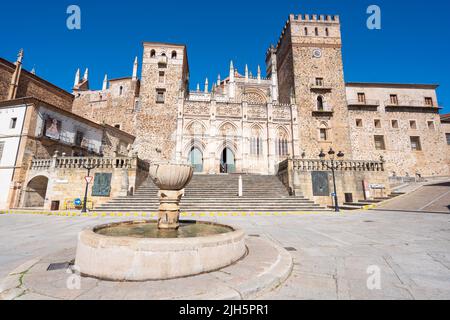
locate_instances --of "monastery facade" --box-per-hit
[71,14,448,177]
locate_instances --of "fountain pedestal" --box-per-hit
[157,189,184,229]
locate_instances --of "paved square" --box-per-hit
[1,210,449,299]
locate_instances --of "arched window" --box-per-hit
[150,49,156,58]
[317,96,324,111]
[171,50,177,59]
[250,126,263,157]
[304,27,308,36]
[315,27,319,36]
[319,122,329,141]
[276,128,289,157]
[119,86,123,96]
[161,53,166,57]
[325,28,329,36]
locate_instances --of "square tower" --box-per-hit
[136,42,189,161]
[275,14,353,158]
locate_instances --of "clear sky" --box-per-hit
[1,0,449,113]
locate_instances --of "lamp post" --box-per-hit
[319,148,344,213]
[81,162,98,213]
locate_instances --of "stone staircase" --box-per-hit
[94,174,329,212]
[340,192,404,210]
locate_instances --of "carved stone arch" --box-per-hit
[276,125,290,140]
[240,89,267,105]
[184,139,206,173]
[185,120,207,136]
[218,121,238,137]
[183,138,206,158]
[216,139,239,158]
[250,123,263,137]
[318,120,329,129]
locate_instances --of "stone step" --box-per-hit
[95,174,328,212]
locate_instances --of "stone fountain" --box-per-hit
[75,162,246,281]
[149,162,193,229]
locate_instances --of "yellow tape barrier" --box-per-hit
[0,210,355,217]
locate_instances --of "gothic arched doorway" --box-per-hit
[188,147,203,173]
[220,148,236,173]
[23,175,49,208]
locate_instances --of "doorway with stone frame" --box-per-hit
[220,148,236,174]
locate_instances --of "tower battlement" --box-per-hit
[271,13,342,53]
[289,14,340,23]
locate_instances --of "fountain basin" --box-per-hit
[75,220,246,281]
[149,162,193,191]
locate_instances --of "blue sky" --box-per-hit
[1,0,449,113]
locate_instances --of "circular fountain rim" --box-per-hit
[92,220,238,240]
[76,220,247,280]
[80,220,245,249]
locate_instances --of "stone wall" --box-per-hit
[278,158,390,207]
[21,156,147,210]
[0,58,74,111]
[71,77,140,136]
[1,99,136,210]
[346,84,448,177]
[441,120,450,170]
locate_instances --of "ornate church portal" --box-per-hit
[220,148,236,173]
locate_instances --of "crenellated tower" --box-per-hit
[274,14,353,158]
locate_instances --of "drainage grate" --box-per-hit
[47,262,70,271]
[364,220,375,223]
[249,234,260,237]
[284,247,297,252]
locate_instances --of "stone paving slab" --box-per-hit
[1,210,450,299]
[0,236,293,300]
[377,181,450,214]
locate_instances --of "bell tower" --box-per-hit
[136,42,189,161]
[275,14,353,158]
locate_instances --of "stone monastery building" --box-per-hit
[1,13,449,211]
[71,14,448,177]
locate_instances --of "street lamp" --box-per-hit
[81,162,99,213]
[319,147,344,212]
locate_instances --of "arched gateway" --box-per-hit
[220,148,236,173]
[188,147,203,173]
[23,175,49,208]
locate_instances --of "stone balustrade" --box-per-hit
[277,157,388,200]
[291,158,384,172]
[30,155,149,171]
[30,159,53,170]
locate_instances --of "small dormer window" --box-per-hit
[171,51,177,59]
